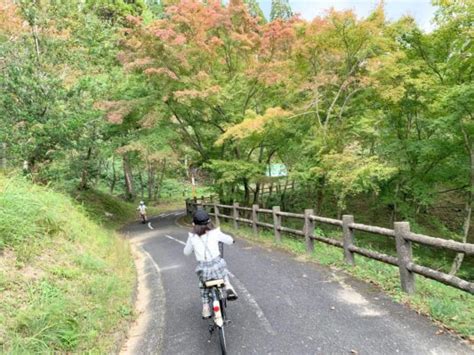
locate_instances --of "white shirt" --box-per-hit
[137,205,147,214]
[183,228,234,261]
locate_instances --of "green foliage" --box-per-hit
[85,0,147,22]
[316,145,397,211]
[0,175,135,353]
[206,160,263,185]
[270,0,293,21]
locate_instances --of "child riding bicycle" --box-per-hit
[137,201,148,223]
[184,209,238,318]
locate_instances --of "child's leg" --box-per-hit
[224,275,234,289]
[224,275,238,300]
[199,281,211,318]
[200,286,209,304]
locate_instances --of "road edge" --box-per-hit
[119,240,166,355]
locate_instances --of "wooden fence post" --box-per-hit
[214,202,220,226]
[395,222,415,294]
[342,215,355,265]
[233,202,239,229]
[252,204,259,235]
[304,209,315,254]
[272,206,281,243]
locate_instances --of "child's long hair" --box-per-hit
[193,222,215,236]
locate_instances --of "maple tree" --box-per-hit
[1,0,472,276]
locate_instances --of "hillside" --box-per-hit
[0,175,135,353]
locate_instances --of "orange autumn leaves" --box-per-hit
[0,0,27,39]
[107,0,390,148]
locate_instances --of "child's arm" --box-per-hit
[216,228,234,245]
[183,235,194,256]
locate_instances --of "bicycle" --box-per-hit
[203,278,229,355]
[203,241,229,354]
[139,213,148,224]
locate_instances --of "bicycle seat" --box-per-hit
[204,279,225,288]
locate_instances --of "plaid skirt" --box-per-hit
[196,256,228,282]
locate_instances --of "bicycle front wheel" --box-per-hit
[218,326,227,355]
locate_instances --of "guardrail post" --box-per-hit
[272,206,281,243]
[233,202,239,229]
[213,202,220,226]
[252,204,259,235]
[395,222,415,294]
[304,209,315,254]
[342,215,355,265]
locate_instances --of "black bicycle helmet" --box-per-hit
[193,209,211,225]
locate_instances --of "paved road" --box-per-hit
[123,212,472,355]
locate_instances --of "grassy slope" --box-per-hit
[74,189,184,229]
[0,176,135,353]
[215,221,474,340]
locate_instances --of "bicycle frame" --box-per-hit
[209,286,226,327]
[205,284,228,354]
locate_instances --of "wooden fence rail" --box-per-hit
[185,197,474,295]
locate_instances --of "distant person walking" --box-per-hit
[137,201,148,223]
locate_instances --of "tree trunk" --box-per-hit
[123,154,134,200]
[110,156,116,194]
[94,159,103,187]
[390,180,401,225]
[316,177,326,215]
[253,182,261,205]
[154,159,167,201]
[79,147,92,190]
[147,162,155,201]
[1,142,6,169]
[243,178,250,205]
[450,140,473,275]
[138,172,145,199]
[281,177,289,210]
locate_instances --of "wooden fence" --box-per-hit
[185,197,474,295]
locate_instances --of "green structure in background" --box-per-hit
[266,163,288,177]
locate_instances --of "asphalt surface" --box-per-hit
[122,211,472,355]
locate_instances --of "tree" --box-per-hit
[270,0,292,21]
[245,0,266,22]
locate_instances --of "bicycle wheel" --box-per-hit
[218,325,227,355]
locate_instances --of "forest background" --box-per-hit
[0,0,472,291]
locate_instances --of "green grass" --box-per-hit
[216,221,474,340]
[74,189,184,230]
[0,175,135,353]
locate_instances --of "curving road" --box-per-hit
[122,211,472,355]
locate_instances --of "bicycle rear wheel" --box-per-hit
[218,297,227,354]
[218,326,227,355]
